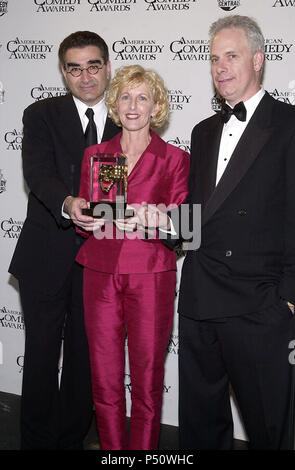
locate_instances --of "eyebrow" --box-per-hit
[66,59,103,67]
[211,50,238,57]
[210,50,238,60]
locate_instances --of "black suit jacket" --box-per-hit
[9,94,120,295]
[178,92,295,320]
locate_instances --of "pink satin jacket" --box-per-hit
[76,131,190,273]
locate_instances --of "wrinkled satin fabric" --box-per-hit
[83,269,176,450]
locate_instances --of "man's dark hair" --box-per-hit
[58,31,109,68]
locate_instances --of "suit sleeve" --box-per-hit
[22,105,72,227]
[168,149,190,207]
[163,127,199,249]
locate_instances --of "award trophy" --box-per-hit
[82,152,133,219]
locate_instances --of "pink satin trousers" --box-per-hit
[83,268,176,450]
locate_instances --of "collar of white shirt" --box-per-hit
[216,88,265,186]
[61,96,108,218]
[72,95,108,143]
[225,87,265,125]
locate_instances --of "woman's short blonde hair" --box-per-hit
[107,65,169,129]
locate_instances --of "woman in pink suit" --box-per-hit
[76,65,190,450]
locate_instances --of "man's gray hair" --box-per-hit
[209,15,265,55]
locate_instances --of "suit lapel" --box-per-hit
[54,97,120,195]
[201,117,223,206]
[202,92,274,226]
[102,117,121,142]
[58,98,120,156]
[57,94,85,163]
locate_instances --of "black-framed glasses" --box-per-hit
[66,64,104,77]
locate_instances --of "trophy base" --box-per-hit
[82,202,134,219]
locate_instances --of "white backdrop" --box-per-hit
[1,0,295,442]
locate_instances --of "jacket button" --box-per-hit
[238,209,247,216]
[225,250,232,257]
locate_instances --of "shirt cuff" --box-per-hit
[61,199,71,219]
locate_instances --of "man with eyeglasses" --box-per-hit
[9,31,120,450]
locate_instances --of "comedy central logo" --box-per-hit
[218,0,241,10]
[145,0,197,11]
[34,0,81,12]
[88,0,136,12]
[7,37,54,59]
[0,1,8,16]
[31,83,67,101]
[112,37,164,61]
[169,37,210,61]
[264,38,293,61]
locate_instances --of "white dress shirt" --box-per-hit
[73,95,108,144]
[167,88,265,236]
[215,88,265,186]
[62,96,108,217]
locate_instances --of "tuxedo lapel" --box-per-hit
[202,93,274,226]
[201,116,223,206]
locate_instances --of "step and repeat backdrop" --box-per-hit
[0,0,294,441]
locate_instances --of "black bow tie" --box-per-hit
[220,101,247,123]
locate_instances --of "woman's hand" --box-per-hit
[114,202,171,233]
[136,202,171,230]
[114,205,139,232]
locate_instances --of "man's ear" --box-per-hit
[253,51,264,72]
[61,64,67,81]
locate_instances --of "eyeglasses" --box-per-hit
[66,64,104,77]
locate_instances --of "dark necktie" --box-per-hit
[85,108,97,147]
[220,101,247,123]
